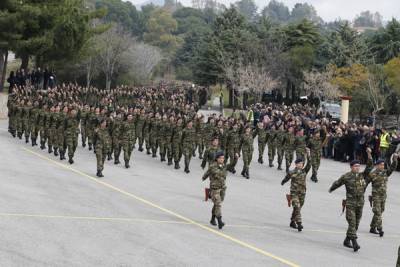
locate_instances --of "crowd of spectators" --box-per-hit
[7,68,56,94]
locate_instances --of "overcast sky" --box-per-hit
[127,0,400,22]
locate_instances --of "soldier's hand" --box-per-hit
[328,188,333,193]
[366,147,372,154]
[280,180,284,186]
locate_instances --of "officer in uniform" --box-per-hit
[329,149,373,252]
[202,151,227,229]
[281,149,311,232]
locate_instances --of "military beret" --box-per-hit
[350,160,361,166]
[295,158,304,164]
[215,151,224,159]
[375,159,385,165]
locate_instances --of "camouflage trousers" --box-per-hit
[285,150,294,171]
[172,142,182,163]
[22,120,30,139]
[136,131,144,149]
[30,123,39,141]
[371,195,386,229]
[290,192,305,223]
[81,125,87,145]
[211,187,226,217]
[242,149,253,172]
[150,135,158,155]
[57,128,65,152]
[66,133,78,158]
[258,140,266,160]
[183,144,194,168]
[296,149,306,161]
[227,146,240,170]
[87,127,94,146]
[39,127,48,146]
[113,138,122,160]
[311,152,321,177]
[144,132,150,150]
[122,140,134,164]
[277,147,284,167]
[268,143,276,162]
[195,136,204,157]
[48,128,57,148]
[96,146,108,172]
[346,201,364,239]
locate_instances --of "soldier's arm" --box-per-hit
[387,154,399,177]
[303,152,311,174]
[329,175,345,193]
[281,173,291,185]
[363,150,374,177]
[202,165,212,181]
[201,149,208,169]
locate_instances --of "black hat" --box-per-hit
[295,158,304,164]
[215,151,224,159]
[350,160,361,166]
[375,159,385,165]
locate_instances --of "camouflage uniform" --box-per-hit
[121,119,136,167]
[150,117,161,157]
[283,132,296,172]
[202,162,227,218]
[80,108,89,147]
[22,105,31,142]
[201,145,220,169]
[195,119,205,158]
[329,158,373,242]
[95,127,112,174]
[37,107,47,149]
[29,105,40,145]
[256,125,267,163]
[49,111,60,155]
[308,136,323,181]
[281,157,311,228]
[240,131,255,178]
[111,117,123,164]
[158,118,170,162]
[135,113,146,151]
[275,128,285,170]
[295,135,307,160]
[226,128,241,173]
[57,112,67,159]
[181,125,196,173]
[365,157,398,232]
[143,114,152,154]
[65,113,80,162]
[172,122,183,169]
[267,128,277,167]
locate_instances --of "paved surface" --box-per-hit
[0,119,399,267]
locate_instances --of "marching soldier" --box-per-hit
[308,130,323,183]
[329,148,373,252]
[201,137,220,169]
[95,119,111,177]
[181,120,196,173]
[172,117,184,169]
[267,125,277,167]
[256,122,267,164]
[281,148,311,232]
[112,112,123,165]
[275,124,285,171]
[365,153,398,236]
[121,114,136,168]
[240,126,256,179]
[202,151,227,229]
[65,107,80,164]
[226,123,241,174]
[283,126,296,173]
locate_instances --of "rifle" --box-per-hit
[286,194,291,207]
[341,199,346,215]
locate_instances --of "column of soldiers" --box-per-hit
[6,83,400,257]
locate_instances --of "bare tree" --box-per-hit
[302,68,341,101]
[97,25,131,90]
[364,71,388,126]
[128,42,162,83]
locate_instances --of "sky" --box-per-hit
[126,0,400,22]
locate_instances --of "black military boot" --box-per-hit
[241,168,246,177]
[184,163,190,173]
[125,162,130,169]
[107,153,112,161]
[18,133,22,139]
[217,216,225,229]
[297,222,303,232]
[210,215,217,226]
[174,161,180,170]
[161,154,166,162]
[245,169,250,179]
[377,228,384,237]
[48,146,53,154]
[88,144,92,151]
[139,145,143,152]
[199,153,203,159]
[68,157,74,164]
[96,171,104,178]
[369,227,379,235]
[351,238,360,252]
[167,158,173,166]
[146,149,151,155]
[269,160,274,167]
[152,152,157,158]
[25,136,29,143]
[311,175,318,183]
[258,157,263,164]
[343,237,353,248]
[114,158,120,165]
[60,151,64,160]
[54,148,59,156]
[82,142,86,148]
[290,221,297,229]
[277,164,282,170]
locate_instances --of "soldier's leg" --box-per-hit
[269,145,276,167]
[123,142,130,165]
[138,134,144,151]
[345,205,357,240]
[258,141,265,163]
[277,149,284,170]
[291,195,300,223]
[285,150,293,172]
[242,152,249,176]
[355,203,364,232]
[167,143,173,165]
[211,190,222,217]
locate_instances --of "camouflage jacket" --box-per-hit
[329,158,374,202]
[201,146,220,168]
[282,156,311,194]
[308,137,322,154]
[227,129,241,149]
[121,120,136,141]
[283,132,296,151]
[202,162,227,190]
[95,128,111,150]
[366,159,398,197]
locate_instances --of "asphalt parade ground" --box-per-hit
[0,120,399,267]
